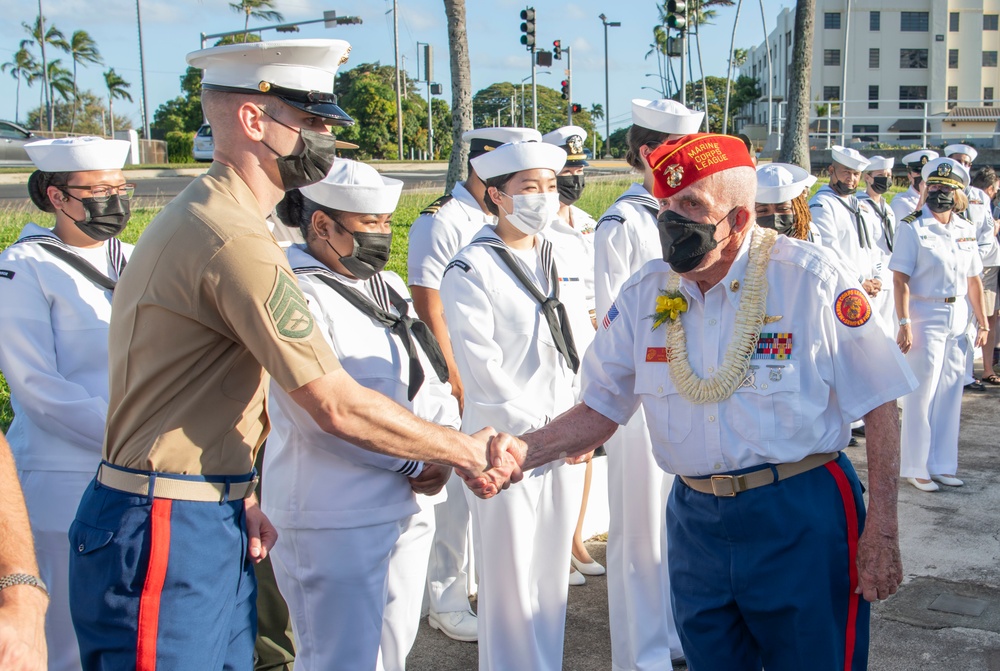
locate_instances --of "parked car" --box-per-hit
[0,120,35,166]
[193,123,214,162]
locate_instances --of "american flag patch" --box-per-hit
[751,333,792,360]
[602,303,620,330]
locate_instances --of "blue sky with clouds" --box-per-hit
[1,0,792,135]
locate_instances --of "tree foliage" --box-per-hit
[471,83,595,138]
[26,90,130,134]
[680,75,760,134]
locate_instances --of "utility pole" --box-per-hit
[38,0,51,131]
[137,0,151,140]
[599,14,620,158]
[393,0,403,160]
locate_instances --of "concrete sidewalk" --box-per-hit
[408,376,1000,670]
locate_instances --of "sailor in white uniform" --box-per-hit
[406,126,541,642]
[860,156,899,333]
[592,99,700,670]
[754,162,817,241]
[262,160,459,671]
[440,140,585,671]
[891,158,989,492]
[0,136,134,671]
[890,149,938,223]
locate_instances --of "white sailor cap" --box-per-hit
[922,157,969,190]
[25,136,131,173]
[300,159,403,214]
[463,127,543,157]
[755,163,817,204]
[542,125,588,166]
[944,144,978,162]
[186,39,353,125]
[902,149,939,170]
[631,99,704,135]
[829,145,870,171]
[864,156,894,172]
[470,141,567,181]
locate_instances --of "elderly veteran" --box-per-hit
[891,158,989,492]
[483,133,917,669]
[754,162,817,240]
[66,39,514,670]
[890,149,938,223]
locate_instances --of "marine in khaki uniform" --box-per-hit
[66,39,515,670]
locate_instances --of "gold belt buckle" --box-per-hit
[710,475,739,497]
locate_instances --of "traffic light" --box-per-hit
[666,0,687,31]
[520,8,536,48]
[561,80,569,100]
[571,103,582,114]
[553,40,562,60]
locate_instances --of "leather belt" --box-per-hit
[680,452,838,498]
[912,295,958,303]
[97,463,258,502]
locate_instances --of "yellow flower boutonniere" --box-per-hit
[648,290,688,330]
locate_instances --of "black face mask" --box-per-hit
[260,110,337,191]
[926,190,955,214]
[326,220,392,281]
[657,208,735,274]
[556,174,586,205]
[756,213,796,236]
[871,176,890,195]
[64,192,131,241]
[830,178,856,197]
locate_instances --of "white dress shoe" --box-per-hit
[571,554,606,576]
[428,609,478,642]
[931,474,964,487]
[569,569,586,586]
[907,477,939,492]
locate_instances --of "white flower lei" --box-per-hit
[665,226,778,404]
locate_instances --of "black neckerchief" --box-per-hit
[827,191,872,249]
[17,234,126,293]
[867,197,895,251]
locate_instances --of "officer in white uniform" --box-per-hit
[593,98,701,670]
[440,140,585,671]
[0,136,133,671]
[482,132,918,669]
[890,149,938,223]
[407,126,541,643]
[860,156,899,332]
[891,158,989,492]
[754,162,817,240]
[263,160,459,670]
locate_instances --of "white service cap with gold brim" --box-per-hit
[463,127,543,157]
[830,145,870,171]
[300,159,403,214]
[187,39,354,126]
[755,163,817,204]
[25,136,131,173]
[864,155,894,172]
[631,99,704,135]
[542,125,588,166]
[922,157,969,190]
[944,144,978,162]
[470,141,567,181]
[902,149,938,170]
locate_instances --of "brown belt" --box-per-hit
[680,452,838,498]
[97,463,258,502]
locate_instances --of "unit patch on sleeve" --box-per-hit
[596,214,625,232]
[445,259,471,274]
[0,269,14,280]
[751,333,792,360]
[834,288,872,328]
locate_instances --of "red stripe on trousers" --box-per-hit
[136,498,172,671]
[825,461,861,671]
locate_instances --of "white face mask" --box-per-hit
[498,191,560,235]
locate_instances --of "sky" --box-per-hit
[0,0,794,136]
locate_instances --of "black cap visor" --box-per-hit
[202,81,355,126]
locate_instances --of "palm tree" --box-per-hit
[1,43,39,124]
[46,59,74,111]
[104,68,132,136]
[778,0,815,169]
[229,0,284,41]
[68,31,102,132]
[443,0,473,193]
[23,15,70,131]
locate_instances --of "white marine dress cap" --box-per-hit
[470,141,567,180]
[864,155,894,172]
[830,145,870,172]
[300,159,403,214]
[944,144,978,162]
[25,136,131,172]
[755,163,817,204]
[631,99,704,135]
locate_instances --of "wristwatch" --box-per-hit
[898,318,911,326]
[0,573,48,597]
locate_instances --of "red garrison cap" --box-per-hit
[647,133,755,198]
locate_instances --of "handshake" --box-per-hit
[458,428,530,499]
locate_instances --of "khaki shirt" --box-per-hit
[104,163,341,475]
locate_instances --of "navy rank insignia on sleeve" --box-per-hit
[834,288,872,327]
[0,269,14,280]
[420,194,453,216]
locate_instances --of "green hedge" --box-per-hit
[166,131,196,164]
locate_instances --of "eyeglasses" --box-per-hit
[62,183,136,202]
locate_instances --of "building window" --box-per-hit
[986,87,995,107]
[869,85,879,110]
[899,85,927,109]
[824,49,841,66]
[870,11,880,31]
[825,12,841,29]
[950,12,959,32]
[984,51,998,67]
[785,31,792,48]
[852,125,879,142]
[949,49,959,69]
[900,12,929,32]
[985,14,999,31]
[823,86,840,102]
[900,48,929,69]
[948,86,958,110]
[869,48,880,68]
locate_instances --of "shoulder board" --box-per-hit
[444,259,471,274]
[420,194,454,216]
[902,212,920,224]
[596,214,626,231]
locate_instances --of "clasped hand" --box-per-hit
[459,428,527,499]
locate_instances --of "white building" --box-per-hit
[739,0,1000,148]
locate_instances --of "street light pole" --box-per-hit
[136,0,151,141]
[393,0,403,160]
[599,13,620,158]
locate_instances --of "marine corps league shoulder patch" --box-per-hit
[834,288,872,328]
[267,269,315,340]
